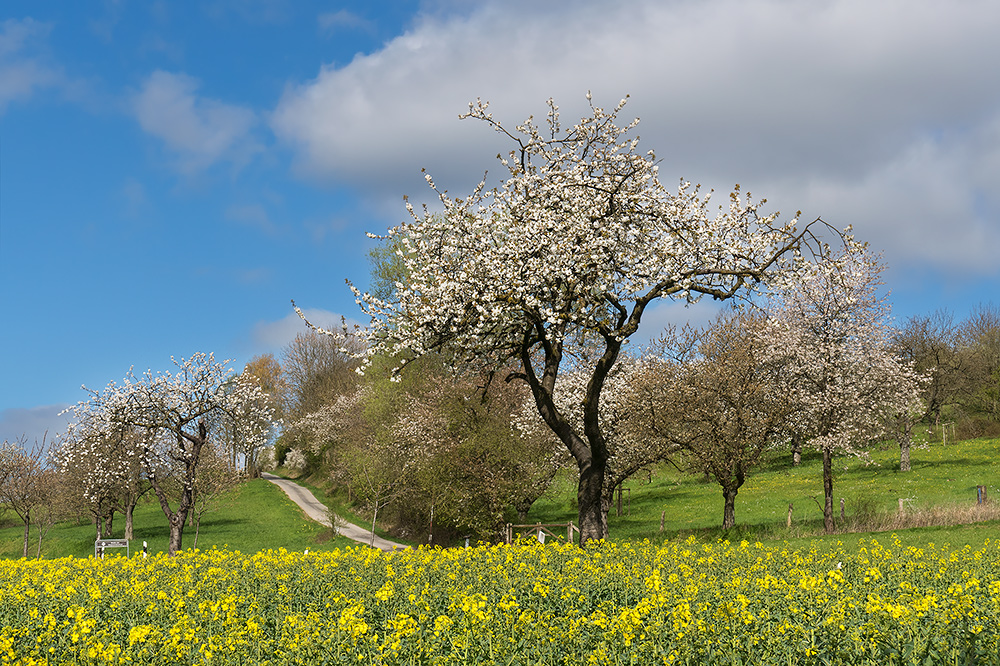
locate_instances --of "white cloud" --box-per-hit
[133,70,259,172]
[272,0,1000,275]
[251,309,362,352]
[0,18,61,112]
[0,404,73,452]
[784,125,1000,275]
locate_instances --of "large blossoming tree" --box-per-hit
[326,95,845,544]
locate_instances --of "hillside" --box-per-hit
[527,435,1000,547]
[4,436,998,559]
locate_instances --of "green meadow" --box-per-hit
[528,435,1000,549]
[0,477,356,559]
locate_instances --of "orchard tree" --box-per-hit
[0,436,49,558]
[763,252,925,533]
[303,95,847,544]
[29,468,64,558]
[959,303,1000,424]
[67,353,274,555]
[635,310,797,529]
[55,417,150,540]
[207,355,287,478]
[892,311,964,425]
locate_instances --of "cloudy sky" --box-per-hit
[2,0,999,446]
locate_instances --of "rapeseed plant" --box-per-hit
[0,538,998,664]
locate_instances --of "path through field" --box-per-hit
[261,472,407,551]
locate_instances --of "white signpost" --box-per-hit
[95,538,129,558]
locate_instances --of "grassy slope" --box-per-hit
[0,478,357,559]
[527,436,1000,549]
[5,437,997,559]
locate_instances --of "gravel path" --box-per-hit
[261,472,408,551]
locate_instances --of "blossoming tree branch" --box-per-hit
[302,94,857,545]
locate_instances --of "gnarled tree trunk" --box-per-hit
[577,456,609,543]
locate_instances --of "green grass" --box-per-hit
[0,477,357,560]
[527,436,1000,547]
[7,436,997,559]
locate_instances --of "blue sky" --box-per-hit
[3,0,1000,446]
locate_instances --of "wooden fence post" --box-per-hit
[786,503,793,528]
[840,498,846,521]
[977,485,987,505]
[660,510,665,533]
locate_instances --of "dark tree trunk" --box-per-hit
[822,446,835,533]
[577,456,609,545]
[104,511,114,537]
[515,318,622,547]
[167,514,184,555]
[722,485,738,530]
[125,502,135,540]
[791,434,803,467]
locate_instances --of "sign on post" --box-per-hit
[95,538,129,558]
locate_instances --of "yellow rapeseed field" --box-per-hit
[1,536,998,664]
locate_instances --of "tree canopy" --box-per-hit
[313,94,849,544]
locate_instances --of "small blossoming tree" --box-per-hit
[762,251,926,533]
[314,95,845,544]
[65,353,275,554]
[655,310,804,529]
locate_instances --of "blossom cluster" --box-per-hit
[761,252,927,458]
[349,95,827,376]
